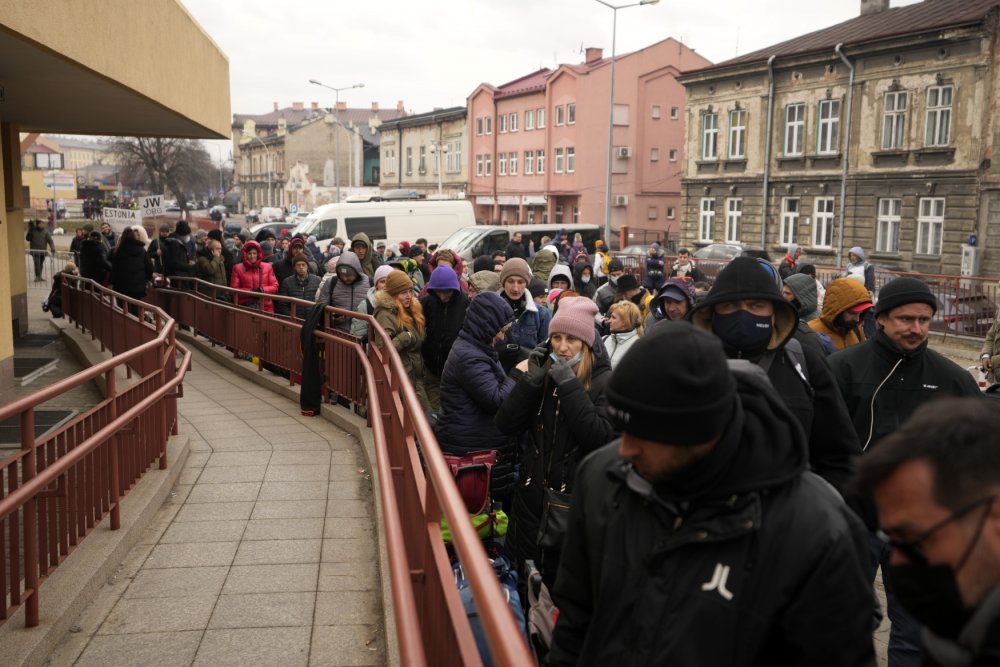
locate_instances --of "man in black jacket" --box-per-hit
[420,265,470,411]
[854,398,1000,667]
[829,276,982,667]
[688,256,860,494]
[550,322,874,666]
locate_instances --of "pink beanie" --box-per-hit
[373,265,394,286]
[549,297,598,348]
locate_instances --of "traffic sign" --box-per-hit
[290,204,298,214]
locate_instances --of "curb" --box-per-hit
[177,333,400,667]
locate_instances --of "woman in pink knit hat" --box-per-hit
[495,296,614,589]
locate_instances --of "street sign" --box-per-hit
[290,204,298,214]
[102,207,142,233]
[140,194,164,217]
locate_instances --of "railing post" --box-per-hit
[106,369,121,531]
[20,409,39,627]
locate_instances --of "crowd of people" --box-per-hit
[47,218,1000,666]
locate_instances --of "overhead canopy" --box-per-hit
[0,0,230,138]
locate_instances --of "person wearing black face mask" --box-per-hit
[687,256,861,496]
[855,398,1000,667]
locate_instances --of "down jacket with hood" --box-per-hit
[349,232,383,280]
[435,292,517,497]
[784,273,832,356]
[422,249,468,295]
[547,264,575,290]
[230,240,279,312]
[688,257,860,494]
[549,363,874,667]
[316,251,371,332]
[495,341,615,587]
[530,245,560,282]
[809,277,871,351]
[572,262,597,299]
[420,266,470,377]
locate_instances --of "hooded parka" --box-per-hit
[809,278,871,350]
[230,240,279,312]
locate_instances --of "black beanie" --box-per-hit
[175,220,191,236]
[873,276,938,316]
[528,277,547,299]
[615,273,640,293]
[207,229,223,242]
[606,321,736,445]
[608,258,624,273]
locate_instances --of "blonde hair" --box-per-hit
[609,300,643,335]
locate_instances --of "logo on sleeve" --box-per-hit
[701,562,734,601]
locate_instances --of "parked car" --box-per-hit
[930,290,998,337]
[619,244,650,255]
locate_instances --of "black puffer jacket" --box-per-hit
[278,273,322,319]
[162,234,191,278]
[688,256,860,493]
[549,364,875,667]
[435,293,516,496]
[420,290,469,377]
[111,237,154,298]
[80,237,112,284]
[495,346,614,587]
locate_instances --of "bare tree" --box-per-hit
[105,137,214,210]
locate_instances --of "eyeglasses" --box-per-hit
[878,494,996,565]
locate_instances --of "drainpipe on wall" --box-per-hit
[761,55,777,248]
[835,43,855,267]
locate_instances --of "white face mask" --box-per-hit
[581,276,591,284]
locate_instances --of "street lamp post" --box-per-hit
[594,0,660,249]
[429,142,448,195]
[309,79,365,203]
[241,134,272,207]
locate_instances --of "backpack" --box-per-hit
[453,552,528,667]
[758,337,812,395]
[443,450,496,515]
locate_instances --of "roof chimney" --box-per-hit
[371,102,379,112]
[311,102,319,110]
[585,47,603,63]
[860,0,890,16]
[273,102,279,112]
[291,101,304,111]
[397,100,405,113]
[336,101,347,111]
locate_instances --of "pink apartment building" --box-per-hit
[468,38,710,247]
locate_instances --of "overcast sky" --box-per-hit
[183,0,922,161]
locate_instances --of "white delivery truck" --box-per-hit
[293,200,476,253]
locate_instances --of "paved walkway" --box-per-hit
[45,347,386,667]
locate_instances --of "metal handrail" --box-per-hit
[153,276,535,666]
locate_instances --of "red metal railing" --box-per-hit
[0,277,189,628]
[152,278,534,667]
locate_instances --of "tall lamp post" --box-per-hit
[593,0,660,249]
[241,133,272,207]
[309,79,365,203]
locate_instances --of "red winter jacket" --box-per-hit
[231,241,279,312]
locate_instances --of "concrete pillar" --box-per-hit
[0,122,24,403]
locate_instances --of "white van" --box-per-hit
[293,200,475,252]
[440,224,602,263]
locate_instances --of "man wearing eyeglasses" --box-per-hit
[830,277,982,667]
[854,398,1000,666]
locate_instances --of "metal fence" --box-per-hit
[0,277,189,628]
[24,251,76,287]
[150,278,535,667]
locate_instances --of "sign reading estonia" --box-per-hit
[102,207,142,233]
[140,195,165,217]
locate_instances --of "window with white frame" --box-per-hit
[784,103,805,156]
[476,118,483,136]
[817,99,841,154]
[567,103,576,124]
[573,207,580,224]
[566,147,575,173]
[447,141,461,172]
[419,146,427,173]
[780,198,800,246]
[510,112,518,132]
[882,91,908,149]
[613,104,629,126]
[498,152,507,175]
[670,106,679,120]
[555,205,563,224]
[876,198,901,253]
[652,105,661,119]
[525,110,535,130]
[509,151,518,175]
[476,155,483,177]
[669,149,678,162]
[925,85,953,147]
[525,150,534,175]
[813,197,835,247]
[648,207,658,220]
[485,116,492,134]
[499,114,507,133]
[729,109,747,159]
[537,108,546,128]
[536,149,545,174]
[484,154,492,176]
[699,198,715,241]
[554,148,564,173]
[406,147,413,175]
[667,207,676,219]
[650,147,660,162]
[702,111,719,160]
[555,105,565,126]
[725,198,742,242]
[917,197,945,255]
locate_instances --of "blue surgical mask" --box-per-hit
[581,276,591,284]
[550,351,583,366]
[712,310,773,354]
